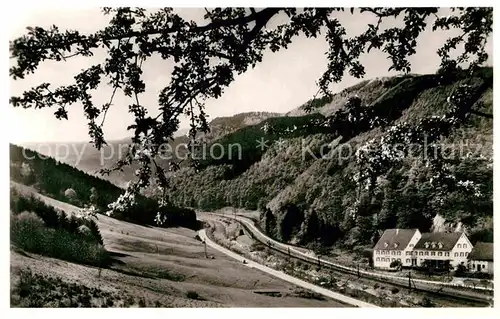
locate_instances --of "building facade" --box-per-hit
[373,229,421,269]
[468,242,493,274]
[412,232,473,269]
[373,229,473,270]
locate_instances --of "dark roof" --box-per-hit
[373,229,418,251]
[413,232,463,251]
[469,242,493,261]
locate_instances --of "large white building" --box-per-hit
[373,228,421,269]
[411,232,472,269]
[373,229,473,270]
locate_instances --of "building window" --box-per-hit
[460,252,464,257]
[465,252,468,256]
[463,244,467,249]
[376,257,380,261]
[392,258,395,262]
[425,251,429,256]
[445,252,450,257]
[438,252,443,256]
[455,252,458,257]
[391,251,395,255]
[398,251,401,256]
[406,259,410,264]
[431,252,436,256]
[409,244,414,247]
[419,251,423,256]
[482,264,485,269]
[457,244,461,248]
[376,251,379,255]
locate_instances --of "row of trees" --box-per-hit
[10,188,103,245]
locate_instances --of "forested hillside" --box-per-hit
[161,68,493,249]
[9,144,197,229]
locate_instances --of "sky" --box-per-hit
[8,7,493,143]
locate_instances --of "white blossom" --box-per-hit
[75,205,98,220]
[107,189,137,214]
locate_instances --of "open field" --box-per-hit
[10,182,345,307]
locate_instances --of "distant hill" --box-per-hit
[286,76,409,117]
[20,111,283,188]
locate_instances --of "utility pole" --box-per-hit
[408,271,412,291]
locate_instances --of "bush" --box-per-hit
[186,291,201,300]
[10,192,104,244]
[10,212,46,253]
[462,272,493,280]
[390,287,400,294]
[64,188,77,199]
[390,260,402,269]
[420,296,435,307]
[11,213,110,267]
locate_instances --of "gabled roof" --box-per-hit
[413,232,463,251]
[373,229,418,251]
[469,242,493,261]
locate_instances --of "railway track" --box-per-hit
[204,212,493,306]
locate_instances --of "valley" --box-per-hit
[10,182,347,307]
[10,69,494,309]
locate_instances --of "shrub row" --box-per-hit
[10,189,103,245]
[11,212,110,267]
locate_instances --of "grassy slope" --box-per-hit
[10,182,344,307]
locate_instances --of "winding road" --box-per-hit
[198,229,379,308]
